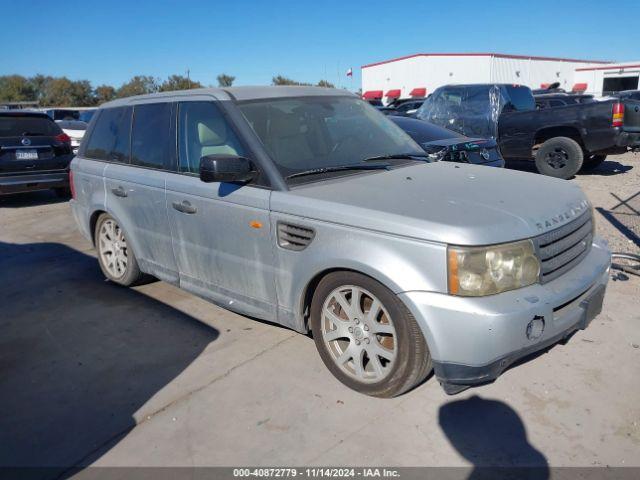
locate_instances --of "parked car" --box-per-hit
[535,93,595,109]
[390,99,425,116]
[418,84,640,178]
[71,87,610,397]
[78,109,97,123]
[389,116,504,167]
[40,108,81,121]
[56,120,88,154]
[0,111,73,196]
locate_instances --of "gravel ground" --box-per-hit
[571,151,640,257]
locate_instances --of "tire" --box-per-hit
[310,271,432,398]
[53,187,71,198]
[94,213,145,286]
[534,137,583,179]
[581,154,607,170]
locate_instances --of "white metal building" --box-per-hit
[573,61,640,96]
[360,53,636,102]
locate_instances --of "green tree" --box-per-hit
[0,75,37,102]
[29,74,53,103]
[317,79,335,88]
[40,77,94,106]
[271,75,311,86]
[217,73,235,87]
[159,75,202,92]
[94,85,116,104]
[116,76,159,98]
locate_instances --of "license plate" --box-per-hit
[15,149,38,160]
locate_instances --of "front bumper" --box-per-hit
[0,171,69,195]
[399,236,611,394]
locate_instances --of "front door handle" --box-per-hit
[111,186,128,198]
[172,200,197,214]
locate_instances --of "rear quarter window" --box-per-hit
[84,107,132,162]
[0,116,61,137]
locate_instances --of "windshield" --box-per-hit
[238,96,424,179]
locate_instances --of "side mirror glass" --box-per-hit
[199,154,257,184]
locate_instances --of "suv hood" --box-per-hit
[270,162,590,245]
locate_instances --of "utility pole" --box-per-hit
[186,69,191,89]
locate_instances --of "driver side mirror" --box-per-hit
[199,154,257,184]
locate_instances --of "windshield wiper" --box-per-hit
[285,163,391,180]
[21,131,45,136]
[363,153,429,162]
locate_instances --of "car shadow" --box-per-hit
[439,395,549,479]
[0,241,218,478]
[582,160,633,176]
[0,190,69,208]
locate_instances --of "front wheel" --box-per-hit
[310,271,432,398]
[534,137,583,179]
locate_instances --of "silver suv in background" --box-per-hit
[70,87,610,397]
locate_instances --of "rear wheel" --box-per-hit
[581,154,607,170]
[310,271,432,398]
[534,137,583,179]
[95,213,144,286]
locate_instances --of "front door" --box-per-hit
[165,100,276,320]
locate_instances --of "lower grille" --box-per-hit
[534,210,593,283]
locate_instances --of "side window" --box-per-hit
[131,103,172,170]
[84,107,132,162]
[178,101,246,174]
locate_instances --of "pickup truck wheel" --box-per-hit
[95,213,144,286]
[311,271,432,398]
[582,154,607,170]
[535,137,583,179]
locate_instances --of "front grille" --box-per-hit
[534,210,593,283]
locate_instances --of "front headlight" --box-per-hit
[447,239,540,296]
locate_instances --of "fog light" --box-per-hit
[526,316,545,340]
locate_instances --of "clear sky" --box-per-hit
[2,0,639,90]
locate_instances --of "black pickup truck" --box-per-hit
[417,84,640,178]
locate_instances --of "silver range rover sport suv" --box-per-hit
[70,87,611,397]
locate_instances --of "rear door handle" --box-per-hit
[172,200,197,214]
[111,186,128,198]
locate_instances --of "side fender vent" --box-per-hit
[277,222,315,251]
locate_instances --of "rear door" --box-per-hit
[165,99,276,319]
[103,102,179,284]
[0,114,70,174]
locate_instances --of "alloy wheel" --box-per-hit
[98,219,128,279]
[321,285,397,383]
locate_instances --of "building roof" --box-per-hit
[361,52,611,69]
[101,86,354,108]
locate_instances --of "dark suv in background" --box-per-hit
[0,111,73,197]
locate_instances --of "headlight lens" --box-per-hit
[448,239,540,296]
